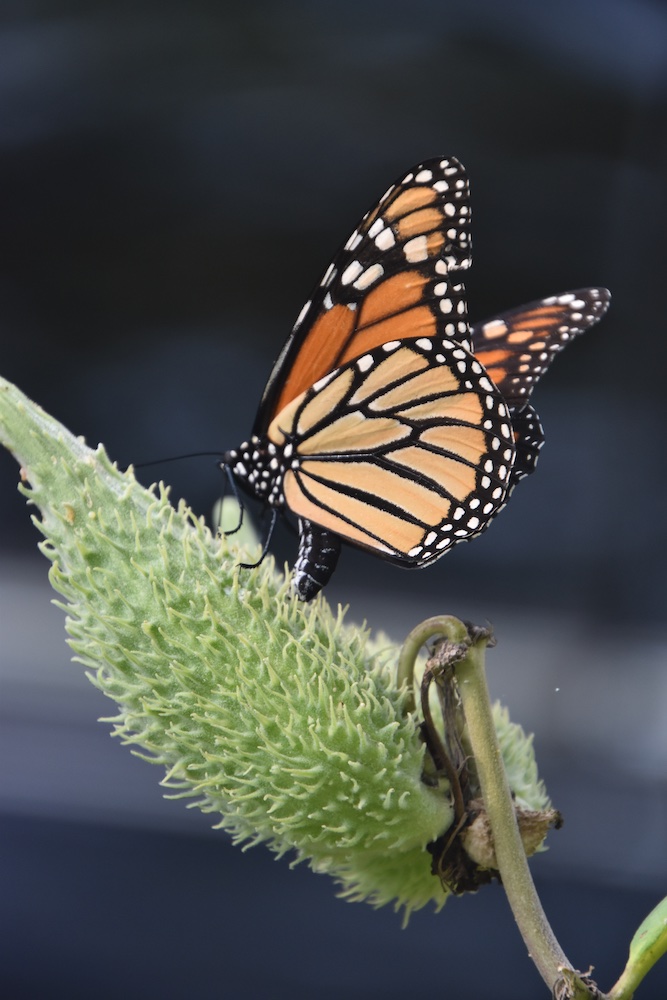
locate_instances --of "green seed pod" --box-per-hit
[0,376,552,918]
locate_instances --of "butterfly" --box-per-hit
[223,157,610,601]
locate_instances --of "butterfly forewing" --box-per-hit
[267,339,515,566]
[471,288,610,410]
[253,156,474,436]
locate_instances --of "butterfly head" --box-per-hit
[222,437,288,509]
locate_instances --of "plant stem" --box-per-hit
[399,616,602,999]
[396,615,470,713]
[453,626,597,999]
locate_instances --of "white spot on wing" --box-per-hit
[294,299,311,329]
[404,235,429,262]
[481,319,508,339]
[353,262,384,290]
[312,372,336,392]
[341,260,364,285]
[321,263,336,287]
[375,227,395,250]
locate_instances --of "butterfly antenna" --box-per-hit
[238,507,277,570]
[132,451,223,471]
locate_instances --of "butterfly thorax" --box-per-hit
[224,436,342,601]
[225,436,289,508]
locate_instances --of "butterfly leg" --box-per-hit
[292,519,342,602]
[238,507,278,570]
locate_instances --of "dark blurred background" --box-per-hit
[1,2,666,997]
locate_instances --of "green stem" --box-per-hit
[400,615,601,999]
[453,626,597,1000]
[396,615,469,713]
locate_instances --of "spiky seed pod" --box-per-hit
[0,376,551,917]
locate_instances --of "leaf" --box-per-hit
[612,895,667,998]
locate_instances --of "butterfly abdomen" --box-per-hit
[292,519,342,602]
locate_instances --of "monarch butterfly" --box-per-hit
[223,157,610,601]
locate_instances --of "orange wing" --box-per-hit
[471,288,611,410]
[266,338,515,566]
[253,157,474,436]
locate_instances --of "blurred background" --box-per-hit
[1,1,666,997]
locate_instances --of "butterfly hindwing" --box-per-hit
[470,287,610,490]
[471,288,611,410]
[266,337,515,566]
[507,402,544,491]
[253,156,475,436]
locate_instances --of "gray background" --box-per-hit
[1,1,666,997]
